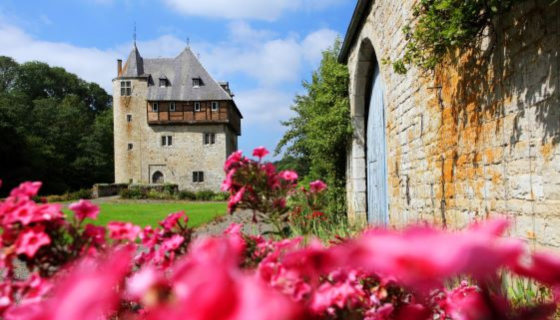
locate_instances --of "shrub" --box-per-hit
[43,188,92,202]
[195,189,215,201]
[120,187,145,199]
[211,192,229,201]
[177,190,196,200]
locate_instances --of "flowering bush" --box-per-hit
[221,147,331,236]
[1,148,560,319]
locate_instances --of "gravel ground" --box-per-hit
[194,209,273,237]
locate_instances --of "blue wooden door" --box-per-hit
[366,65,388,225]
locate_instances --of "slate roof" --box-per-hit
[120,45,233,102]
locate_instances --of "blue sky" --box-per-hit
[0,0,356,159]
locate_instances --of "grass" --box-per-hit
[63,201,227,228]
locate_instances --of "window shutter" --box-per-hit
[200,172,204,182]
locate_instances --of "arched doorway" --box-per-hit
[366,63,388,225]
[152,171,164,184]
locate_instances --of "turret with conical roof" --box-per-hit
[121,44,144,77]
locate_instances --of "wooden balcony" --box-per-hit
[147,100,241,135]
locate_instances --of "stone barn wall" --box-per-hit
[343,0,560,249]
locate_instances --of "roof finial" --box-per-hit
[133,22,137,47]
[186,37,190,48]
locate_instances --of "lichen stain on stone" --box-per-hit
[429,47,507,221]
[540,141,553,161]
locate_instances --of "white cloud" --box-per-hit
[301,28,338,65]
[234,88,294,127]
[0,21,121,92]
[163,0,344,21]
[0,18,336,131]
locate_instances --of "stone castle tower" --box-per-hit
[113,44,242,192]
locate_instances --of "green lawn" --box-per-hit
[64,202,227,228]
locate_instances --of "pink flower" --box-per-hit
[107,222,141,241]
[69,200,100,221]
[8,202,37,225]
[279,170,298,181]
[160,211,184,230]
[15,226,51,258]
[83,224,106,246]
[310,180,327,193]
[9,182,42,200]
[35,203,63,222]
[161,235,185,251]
[228,186,246,213]
[22,247,133,320]
[512,251,560,287]
[347,219,524,291]
[310,280,364,314]
[224,150,243,171]
[126,267,163,302]
[221,169,237,191]
[252,146,269,160]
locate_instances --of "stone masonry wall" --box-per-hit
[113,79,233,192]
[346,0,560,249]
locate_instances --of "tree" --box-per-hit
[0,56,113,196]
[275,38,352,215]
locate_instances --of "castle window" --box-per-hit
[211,101,219,112]
[161,135,172,147]
[193,171,204,183]
[127,143,133,150]
[126,114,132,122]
[170,102,176,112]
[203,133,216,145]
[121,81,131,96]
[192,78,202,87]
[194,102,201,112]
[152,102,159,112]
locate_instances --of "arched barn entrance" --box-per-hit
[366,63,388,225]
[152,171,164,184]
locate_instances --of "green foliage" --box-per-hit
[275,38,351,216]
[43,189,93,203]
[0,57,113,195]
[177,190,197,201]
[194,190,215,201]
[392,0,558,74]
[121,187,227,202]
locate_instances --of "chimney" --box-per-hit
[117,59,123,76]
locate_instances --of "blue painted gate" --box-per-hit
[366,65,388,225]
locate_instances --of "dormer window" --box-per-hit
[192,78,203,87]
[159,79,168,87]
[152,102,159,112]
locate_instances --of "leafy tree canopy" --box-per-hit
[0,57,113,195]
[276,38,352,215]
